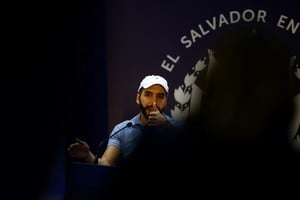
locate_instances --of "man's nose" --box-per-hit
[150,96,157,105]
[148,99,157,108]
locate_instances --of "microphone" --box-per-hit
[98,122,133,149]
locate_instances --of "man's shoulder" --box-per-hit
[114,114,141,129]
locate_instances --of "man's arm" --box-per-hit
[97,145,122,166]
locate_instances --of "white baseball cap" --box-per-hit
[137,75,169,93]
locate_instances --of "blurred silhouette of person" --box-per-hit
[173,28,300,196]
[288,56,300,151]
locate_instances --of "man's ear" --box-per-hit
[136,94,140,104]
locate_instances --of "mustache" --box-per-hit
[145,106,163,113]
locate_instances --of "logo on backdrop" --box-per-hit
[159,8,300,150]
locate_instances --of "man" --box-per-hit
[67,75,182,167]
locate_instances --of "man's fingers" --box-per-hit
[153,102,158,111]
[68,138,87,152]
[76,137,86,144]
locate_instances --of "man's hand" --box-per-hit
[148,102,169,127]
[67,138,94,162]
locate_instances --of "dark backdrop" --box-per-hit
[1,0,107,199]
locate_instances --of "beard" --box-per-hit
[138,97,164,120]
